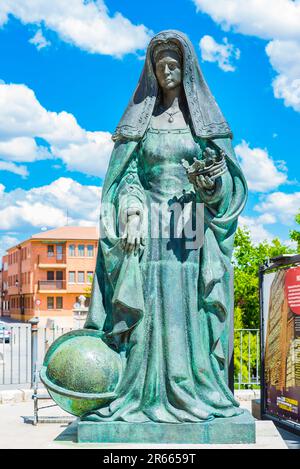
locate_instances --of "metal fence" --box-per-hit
[0,324,260,389]
[234,328,260,389]
[0,324,31,387]
[0,324,73,387]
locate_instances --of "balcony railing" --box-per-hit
[38,280,66,291]
[37,254,66,265]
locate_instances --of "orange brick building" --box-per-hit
[1,227,99,326]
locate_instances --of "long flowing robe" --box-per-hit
[84,30,248,422]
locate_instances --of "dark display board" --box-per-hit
[260,256,300,431]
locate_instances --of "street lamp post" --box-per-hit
[1,291,4,318]
[28,317,40,388]
[15,279,24,316]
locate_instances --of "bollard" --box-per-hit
[28,317,39,388]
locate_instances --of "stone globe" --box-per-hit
[40,329,122,417]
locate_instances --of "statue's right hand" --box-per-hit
[121,214,145,255]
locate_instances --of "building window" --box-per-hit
[78,271,85,283]
[22,248,27,261]
[56,245,63,261]
[78,245,85,256]
[69,244,75,256]
[47,245,54,257]
[87,272,94,283]
[87,245,94,257]
[47,297,54,310]
[47,271,55,281]
[56,297,63,309]
[68,271,75,283]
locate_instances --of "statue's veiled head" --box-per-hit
[112,30,232,142]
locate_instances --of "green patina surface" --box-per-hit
[40,329,122,417]
[41,29,254,443]
[77,410,256,444]
[47,389,112,417]
[47,336,119,394]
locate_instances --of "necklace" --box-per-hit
[158,105,180,123]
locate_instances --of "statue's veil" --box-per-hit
[112,30,232,142]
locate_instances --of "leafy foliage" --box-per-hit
[234,314,260,386]
[233,227,295,329]
[233,225,297,386]
[290,212,300,251]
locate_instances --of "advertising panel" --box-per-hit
[262,265,300,426]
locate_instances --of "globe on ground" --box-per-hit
[40,330,122,417]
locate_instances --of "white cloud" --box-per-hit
[193,0,300,112]
[51,131,113,176]
[0,83,84,141]
[0,161,28,178]
[29,29,51,50]
[238,191,300,245]
[235,140,287,192]
[266,40,300,112]
[0,178,101,232]
[0,82,113,177]
[0,0,152,57]
[239,215,273,244]
[0,235,20,259]
[199,35,240,72]
[193,0,300,40]
[254,191,300,225]
[0,137,51,162]
[256,213,277,225]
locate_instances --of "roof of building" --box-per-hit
[31,226,99,241]
[5,226,99,253]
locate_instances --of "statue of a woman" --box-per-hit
[84,30,248,423]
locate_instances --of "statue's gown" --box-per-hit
[86,125,244,423]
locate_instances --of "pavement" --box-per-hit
[0,318,296,449]
[0,399,291,449]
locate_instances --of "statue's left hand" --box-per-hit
[195,174,215,192]
[182,147,227,195]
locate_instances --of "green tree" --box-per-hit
[233,226,296,387]
[234,311,260,387]
[83,273,94,299]
[233,227,295,329]
[290,211,300,252]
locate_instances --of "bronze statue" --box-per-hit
[42,30,254,444]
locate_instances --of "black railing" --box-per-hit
[37,255,66,264]
[38,280,66,290]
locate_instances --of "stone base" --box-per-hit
[77,410,256,444]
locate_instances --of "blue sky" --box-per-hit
[0,0,300,256]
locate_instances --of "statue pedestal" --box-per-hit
[77,410,255,444]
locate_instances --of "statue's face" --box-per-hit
[155,49,182,91]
